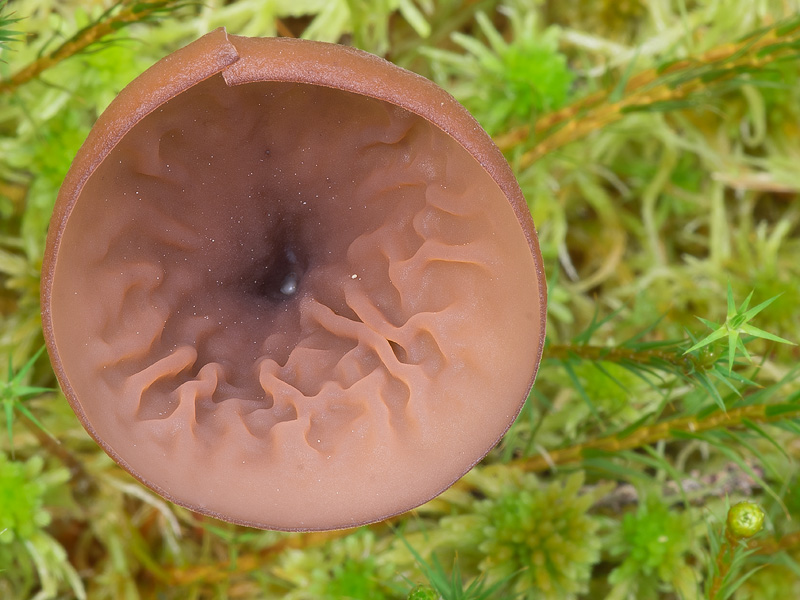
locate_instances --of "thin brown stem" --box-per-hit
[166,531,346,585]
[494,21,800,166]
[545,342,697,370]
[512,403,800,473]
[708,529,732,600]
[0,1,180,95]
[274,17,295,38]
[165,516,404,586]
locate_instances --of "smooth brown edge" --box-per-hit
[40,28,547,532]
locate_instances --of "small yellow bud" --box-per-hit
[726,501,765,539]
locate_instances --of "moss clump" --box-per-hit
[608,496,700,599]
[423,0,573,135]
[0,453,58,544]
[441,471,604,600]
[273,529,401,599]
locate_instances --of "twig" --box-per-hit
[494,18,800,166]
[708,529,734,600]
[512,403,800,473]
[274,17,294,38]
[167,529,349,585]
[546,342,699,370]
[0,1,182,95]
[165,515,405,586]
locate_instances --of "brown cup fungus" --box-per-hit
[41,29,547,531]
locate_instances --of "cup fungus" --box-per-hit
[41,28,547,531]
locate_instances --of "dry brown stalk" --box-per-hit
[545,342,699,369]
[512,403,800,473]
[494,23,800,167]
[0,3,169,95]
[166,530,349,586]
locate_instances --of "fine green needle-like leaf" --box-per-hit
[609,49,641,103]
[562,358,601,420]
[685,327,727,353]
[742,419,789,459]
[740,323,796,345]
[740,294,779,320]
[4,401,13,456]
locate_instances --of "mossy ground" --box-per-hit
[2,0,800,598]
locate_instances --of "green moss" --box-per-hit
[0,453,52,543]
[608,496,700,599]
[441,471,605,600]
[423,0,573,134]
[273,530,402,599]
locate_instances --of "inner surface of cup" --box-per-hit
[48,74,542,529]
